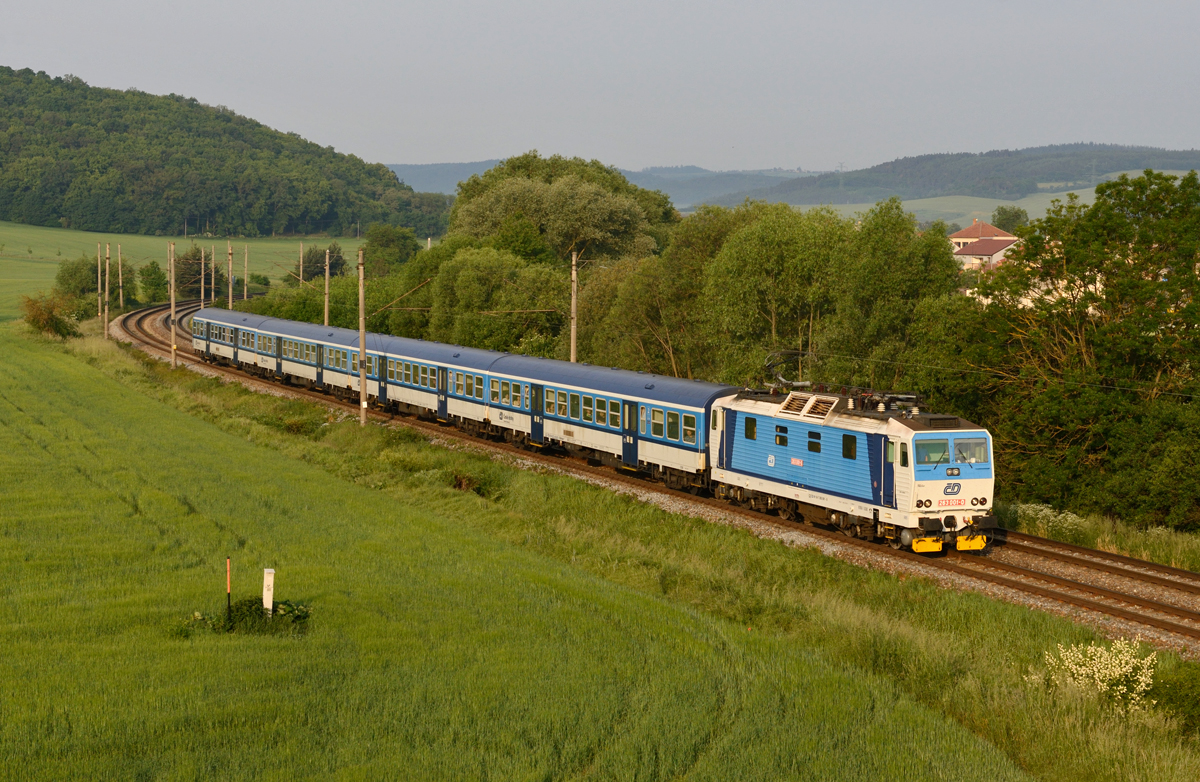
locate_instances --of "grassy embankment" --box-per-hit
[0,323,1034,779]
[5,312,1200,780]
[0,218,363,321]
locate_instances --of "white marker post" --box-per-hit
[263,569,275,616]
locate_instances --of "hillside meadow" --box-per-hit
[4,313,1200,779]
[0,324,1035,780]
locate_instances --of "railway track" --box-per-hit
[116,302,1200,649]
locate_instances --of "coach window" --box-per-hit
[842,434,857,459]
[402,362,410,383]
[422,365,431,387]
[582,397,593,422]
[683,414,697,445]
[744,417,756,440]
[666,411,679,440]
[651,408,664,438]
[490,379,500,403]
[501,381,511,405]
[465,374,474,397]
[595,399,607,426]
[900,443,909,468]
[639,406,647,435]
[475,375,484,399]
[808,432,821,453]
[524,385,531,410]
[545,389,556,415]
[569,393,581,419]
[455,372,464,395]
[610,400,621,428]
[557,391,568,417]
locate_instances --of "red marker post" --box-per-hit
[226,557,232,618]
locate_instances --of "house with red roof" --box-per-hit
[955,237,1019,270]
[948,219,1016,251]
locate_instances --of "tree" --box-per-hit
[703,204,855,384]
[451,175,656,263]
[54,254,99,298]
[933,171,1200,526]
[286,241,347,286]
[992,205,1029,233]
[139,261,168,303]
[361,224,419,277]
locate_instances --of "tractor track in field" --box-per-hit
[114,302,1200,657]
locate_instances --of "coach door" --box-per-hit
[315,346,323,387]
[621,400,638,468]
[436,368,448,421]
[530,384,545,445]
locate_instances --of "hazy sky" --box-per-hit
[3,0,1198,171]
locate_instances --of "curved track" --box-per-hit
[116,302,1200,647]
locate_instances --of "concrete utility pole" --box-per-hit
[117,244,124,309]
[227,242,233,309]
[570,251,578,363]
[169,243,177,368]
[103,244,111,340]
[299,243,304,286]
[200,247,205,307]
[96,243,102,318]
[324,248,330,327]
[358,249,366,427]
[426,237,431,250]
[210,245,215,306]
[243,245,248,302]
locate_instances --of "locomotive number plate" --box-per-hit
[937,499,967,508]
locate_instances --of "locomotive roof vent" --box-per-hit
[776,392,840,422]
[928,416,960,429]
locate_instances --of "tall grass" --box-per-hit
[0,323,1030,779]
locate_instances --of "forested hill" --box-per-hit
[0,67,451,237]
[709,144,1200,205]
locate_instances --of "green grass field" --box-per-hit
[0,219,364,322]
[0,325,1037,779]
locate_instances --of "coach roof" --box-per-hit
[491,354,736,409]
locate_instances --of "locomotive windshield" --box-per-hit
[954,437,990,464]
[915,439,949,465]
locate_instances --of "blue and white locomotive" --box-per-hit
[191,307,997,553]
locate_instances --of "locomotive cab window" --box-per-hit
[954,438,990,464]
[900,443,909,468]
[744,417,756,440]
[775,434,788,446]
[885,441,895,462]
[842,434,857,460]
[916,439,949,466]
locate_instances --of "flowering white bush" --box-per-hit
[1016,503,1088,540]
[1034,637,1157,712]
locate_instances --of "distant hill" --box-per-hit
[0,67,452,237]
[388,160,823,208]
[707,144,1200,206]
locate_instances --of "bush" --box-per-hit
[20,293,81,339]
[1029,637,1156,712]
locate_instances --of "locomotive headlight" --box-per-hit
[971,498,979,506]
[979,497,988,506]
